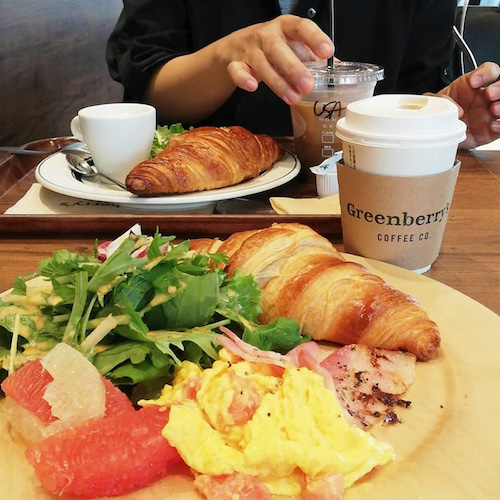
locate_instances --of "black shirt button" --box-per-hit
[307,8,317,18]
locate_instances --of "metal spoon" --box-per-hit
[0,142,90,155]
[65,153,127,190]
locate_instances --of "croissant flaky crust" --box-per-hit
[126,126,285,195]
[196,223,441,361]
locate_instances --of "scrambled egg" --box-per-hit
[146,349,394,496]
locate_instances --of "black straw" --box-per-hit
[328,0,335,68]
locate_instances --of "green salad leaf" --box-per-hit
[242,316,305,354]
[150,123,193,158]
[0,229,304,398]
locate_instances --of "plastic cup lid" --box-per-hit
[335,94,467,147]
[306,61,384,85]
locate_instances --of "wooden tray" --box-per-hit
[0,137,342,238]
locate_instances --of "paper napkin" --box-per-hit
[269,194,341,215]
[475,137,500,151]
[4,184,215,215]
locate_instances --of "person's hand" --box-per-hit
[146,15,334,125]
[436,62,500,149]
[217,15,334,105]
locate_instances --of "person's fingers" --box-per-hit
[259,35,315,94]
[485,80,500,103]
[254,16,333,97]
[244,47,305,104]
[490,89,500,134]
[468,62,500,89]
[225,16,335,103]
[280,16,334,60]
[227,61,259,92]
[490,99,500,118]
[228,52,303,105]
[288,40,319,62]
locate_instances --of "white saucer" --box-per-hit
[35,152,300,211]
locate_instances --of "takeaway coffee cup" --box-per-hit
[290,62,384,169]
[335,94,467,273]
[70,103,156,184]
[336,94,467,175]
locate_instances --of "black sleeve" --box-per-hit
[396,0,457,94]
[106,0,191,101]
[105,0,289,134]
[333,0,457,95]
[106,0,457,134]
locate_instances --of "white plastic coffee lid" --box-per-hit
[336,94,467,147]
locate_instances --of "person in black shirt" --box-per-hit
[107,0,500,148]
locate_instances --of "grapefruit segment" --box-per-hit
[102,376,135,416]
[25,405,182,498]
[1,353,135,441]
[41,343,106,426]
[1,358,56,424]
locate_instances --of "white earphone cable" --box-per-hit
[458,0,478,74]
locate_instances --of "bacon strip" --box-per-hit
[287,342,337,394]
[193,473,272,500]
[320,344,416,428]
[218,330,416,429]
[217,326,294,368]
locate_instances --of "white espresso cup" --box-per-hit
[70,103,156,184]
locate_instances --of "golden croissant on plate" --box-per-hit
[205,223,440,361]
[126,126,285,195]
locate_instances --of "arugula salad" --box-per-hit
[0,226,304,399]
[150,123,193,158]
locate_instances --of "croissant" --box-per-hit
[214,223,440,361]
[126,126,285,195]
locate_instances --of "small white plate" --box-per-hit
[35,152,300,211]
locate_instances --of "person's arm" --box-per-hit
[145,15,334,125]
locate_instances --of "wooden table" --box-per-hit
[0,142,499,315]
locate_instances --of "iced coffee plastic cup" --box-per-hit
[335,94,467,273]
[290,62,384,169]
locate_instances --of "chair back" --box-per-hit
[0,0,124,146]
[448,6,500,80]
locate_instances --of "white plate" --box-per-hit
[35,152,300,211]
